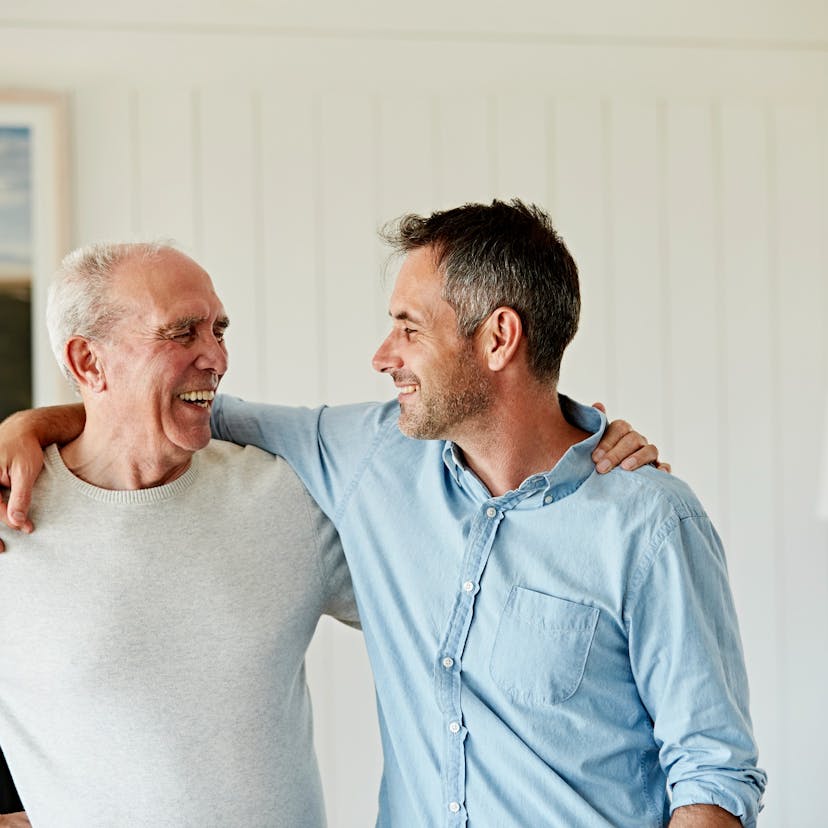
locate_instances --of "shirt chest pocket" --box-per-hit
[490,586,599,706]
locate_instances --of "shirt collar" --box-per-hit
[440,395,606,504]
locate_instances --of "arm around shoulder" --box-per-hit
[0,404,84,535]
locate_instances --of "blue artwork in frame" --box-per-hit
[0,92,68,413]
[0,124,33,419]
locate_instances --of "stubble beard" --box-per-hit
[398,347,493,441]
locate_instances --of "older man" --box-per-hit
[0,243,357,827]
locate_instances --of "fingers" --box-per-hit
[0,493,33,553]
[617,442,658,471]
[593,427,647,473]
[0,449,40,534]
[6,480,34,533]
[592,415,669,474]
[591,401,606,414]
[0,496,34,533]
[592,418,635,461]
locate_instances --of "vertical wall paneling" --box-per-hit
[718,102,781,817]
[606,101,665,440]
[314,91,385,827]
[376,96,437,349]
[197,88,261,401]
[133,88,197,251]
[72,88,134,243]
[492,94,549,207]
[663,103,721,519]
[554,100,611,406]
[773,103,827,825]
[190,90,204,258]
[307,614,380,828]
[318,93,387,405]
[435,96,495,208]
[258,92,324,407]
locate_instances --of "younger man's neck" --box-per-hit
[456,389,589,497]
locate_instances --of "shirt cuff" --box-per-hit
[670,779,762,828]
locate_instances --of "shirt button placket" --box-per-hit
[442,651,464,824]
[440,501,501,826]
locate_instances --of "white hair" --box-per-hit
[46,240,175,390]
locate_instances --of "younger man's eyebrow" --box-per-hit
[390,310,423,324]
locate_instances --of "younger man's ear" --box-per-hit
[480,306,522,372]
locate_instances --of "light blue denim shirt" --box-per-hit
[212,395,765,827]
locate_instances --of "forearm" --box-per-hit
[0,813,30,828]
[669,804,741,827]
[0,404,86,536]
[2,404,85,448]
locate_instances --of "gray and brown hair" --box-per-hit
[381,199,580,384]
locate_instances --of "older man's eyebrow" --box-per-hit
[156,315,205,336]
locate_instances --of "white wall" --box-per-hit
[2,4,827,825]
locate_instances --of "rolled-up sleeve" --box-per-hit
[627,514,767,826]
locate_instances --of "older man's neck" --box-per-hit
[454,385,589,498]
[59,428,193,491]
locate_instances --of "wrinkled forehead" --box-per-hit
[111,250,226,319]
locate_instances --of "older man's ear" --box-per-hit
[64,337,106,393]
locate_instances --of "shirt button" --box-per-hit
[486,506,497,518]
[442,656,454,669]
[449,721,461,734]
[463,580,474,592]
[449,802,461,814]
[544,495,553,504]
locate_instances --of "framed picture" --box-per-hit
[0,90,70,417]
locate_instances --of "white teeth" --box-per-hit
[399,385,417,394]
[178,390,216,403]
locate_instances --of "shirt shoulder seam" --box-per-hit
[331,405,399,524]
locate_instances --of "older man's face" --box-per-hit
[95,250,228,461]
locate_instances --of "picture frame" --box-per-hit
[0,90,70,414]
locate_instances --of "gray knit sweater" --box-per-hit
[0,440,358,827]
